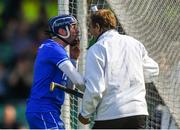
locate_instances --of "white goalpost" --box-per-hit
[57,1,71,129]
[58,0,180,129]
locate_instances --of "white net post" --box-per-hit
[57,0,71,129]
[77,0,88,129]
[58,0,69,15]
[77,0,88,74]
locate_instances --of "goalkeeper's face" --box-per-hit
[68,24,80,46]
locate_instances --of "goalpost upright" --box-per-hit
[57,0,71,129]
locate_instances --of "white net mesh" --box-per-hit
[60,0,180,129]
[105,0,180,128]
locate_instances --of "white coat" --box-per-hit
[81,29,159,120]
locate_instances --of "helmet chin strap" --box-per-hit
[46,26,76,46]
[55,33,77,46]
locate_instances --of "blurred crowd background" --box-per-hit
[0,0,58,128]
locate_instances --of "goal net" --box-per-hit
[59,0,180,129]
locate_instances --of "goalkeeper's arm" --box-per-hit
[58,60,85,92]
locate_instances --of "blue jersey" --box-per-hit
[26,39,69,114]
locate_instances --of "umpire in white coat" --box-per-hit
[78,9,159,129]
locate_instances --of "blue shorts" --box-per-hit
[26,112,65,129]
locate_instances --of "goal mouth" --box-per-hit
[59,0,180,129]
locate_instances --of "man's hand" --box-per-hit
[70,39,80,60]
[78,113,90,125]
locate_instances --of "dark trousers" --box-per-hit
[93,115,147,129]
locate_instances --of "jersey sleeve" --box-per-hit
[45,44,69,66]
[58,60,85,91]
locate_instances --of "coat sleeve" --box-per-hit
[142,45,159,82]
[80,44,106,118]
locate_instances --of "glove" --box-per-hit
[78,113,90,125]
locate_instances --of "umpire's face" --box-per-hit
[89,20,101,39]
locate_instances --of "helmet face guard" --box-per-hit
[48,15,78,46]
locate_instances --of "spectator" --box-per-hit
[7,54,33,100]
[0,104,21,129]
[0,63,8,101]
